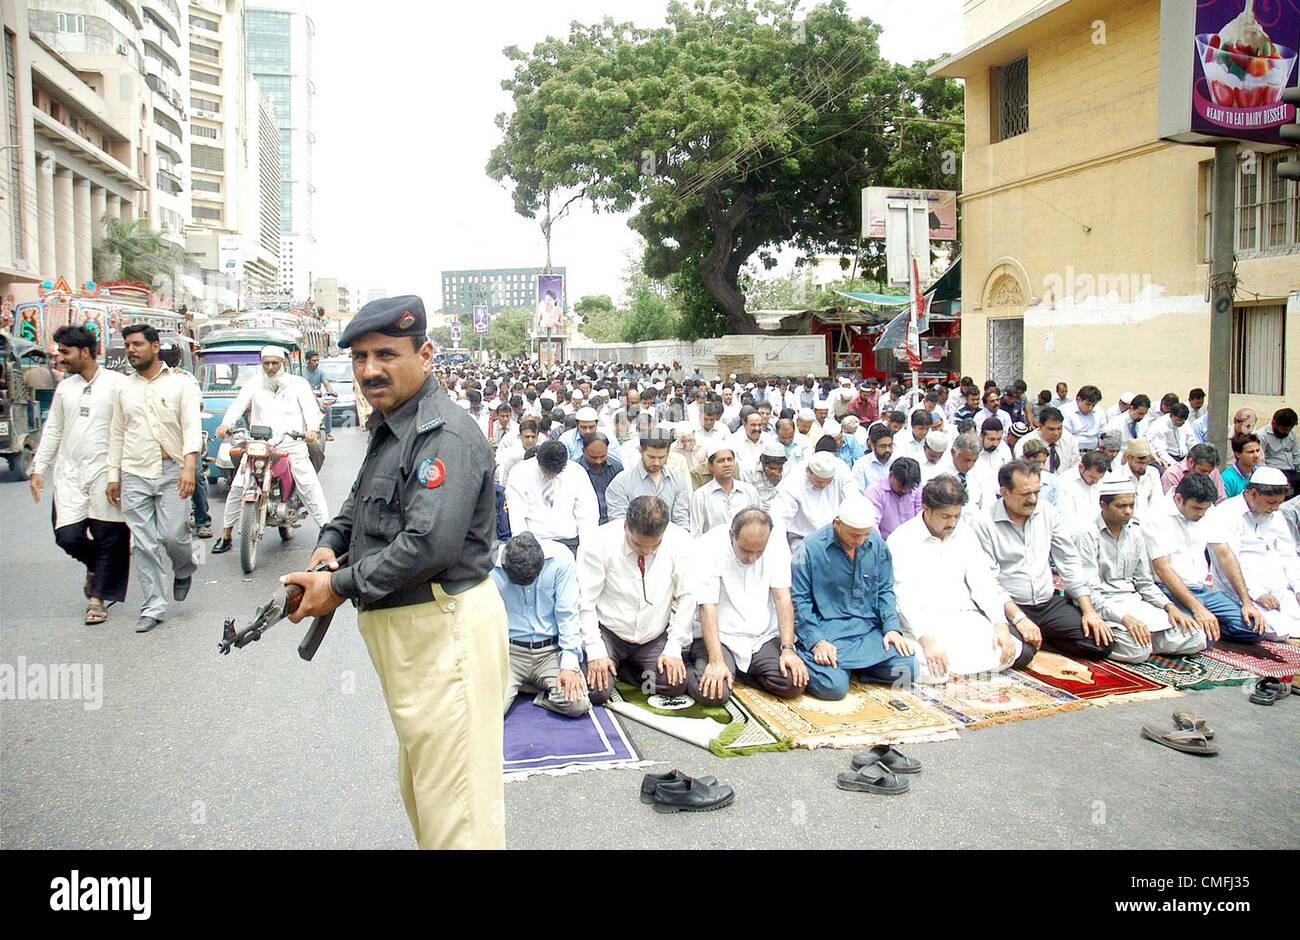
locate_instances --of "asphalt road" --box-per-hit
[2,426,1297,849]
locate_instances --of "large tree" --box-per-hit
[488,0,962,336]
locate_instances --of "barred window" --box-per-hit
[1231,304,1285,396]
[191,143,224,171]
[995,56,1029,141]
[191,95,220,113]
[193,178,221,193]
[192,124,218,139]
[192,70,220,85]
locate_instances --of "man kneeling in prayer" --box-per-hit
[1073,476,1207,663]
[887,474,1027,682]
[791,494,917,700]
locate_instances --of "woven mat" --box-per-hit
[909,670,1089,728]
[605,682,790,757]
[732,681,959,750]
[1021,651,1183,706]
[1201,640,1300,679]
[503,696,654,782]
[1112,652,1255,691]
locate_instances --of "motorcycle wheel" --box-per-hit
[239,500,262,574]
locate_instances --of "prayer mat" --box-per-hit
[1201,640,1300,679]
[1111,652,1255,691]
[604,682,790,757]
[503,695,653,782]
[909,671,1089,728]
[731,681,960,750]
[1021,651,1183,706]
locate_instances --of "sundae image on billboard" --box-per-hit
[1193,0,1298,138]
[536,274,564,331]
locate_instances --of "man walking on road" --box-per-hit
[106,324,201,633]
[30,325,130,625]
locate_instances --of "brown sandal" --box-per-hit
[85,602,108,625]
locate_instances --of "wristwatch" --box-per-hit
[780,643,797,652]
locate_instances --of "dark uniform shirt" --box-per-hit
[319,376,497,609]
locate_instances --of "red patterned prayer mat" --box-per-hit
[1020,651,1182,705]
[1201,640,1300,679]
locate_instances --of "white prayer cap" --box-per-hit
[571,389,585,400]
[1249,466,1288,487]
[925,430,950,451]
[1120,390,1137,404]
[705,438,735,460]
[1098,473,1137,497]
[841,415,861,431]
[575,407,599,422]
[836,493,877,529]
[839,376,853,386]
[807,452,839,480]
[806,373,815,379]
[797,408,815,422]
[260,345,288,361]
[729,372,738,380]
[814,401,830,412]
[823,418,842,437]
[760,440,787,461]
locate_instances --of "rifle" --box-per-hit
[218,553,347,661]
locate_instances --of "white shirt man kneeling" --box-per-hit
[888,474,1027,683]
[685,509,809,706]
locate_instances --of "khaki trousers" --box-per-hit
[358,578,509,850]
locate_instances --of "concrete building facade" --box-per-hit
[933,0,1299,421]
[441,267,567,315]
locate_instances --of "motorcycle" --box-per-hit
[226,425,311,574]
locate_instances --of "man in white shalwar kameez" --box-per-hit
[30,325,130,623]
[1206,467,1300,639]
[887,474,1028,683]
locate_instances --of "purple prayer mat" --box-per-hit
[503,694,647,780]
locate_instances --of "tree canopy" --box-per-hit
[488,0,962,338]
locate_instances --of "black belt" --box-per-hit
[510,638,558,650]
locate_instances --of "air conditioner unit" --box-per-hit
[117,44,129,55]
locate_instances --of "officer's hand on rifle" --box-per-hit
[282,567,344,623]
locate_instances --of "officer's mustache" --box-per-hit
[361,377,392,389]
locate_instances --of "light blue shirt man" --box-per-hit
[490,538,583,671]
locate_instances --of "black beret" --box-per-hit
[339,295,427,348]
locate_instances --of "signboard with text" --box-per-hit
[1159,0,1299,145]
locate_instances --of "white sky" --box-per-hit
[309,0,964,310]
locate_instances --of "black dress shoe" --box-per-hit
[851,744,922,775]
[212,537,232,553]
[135,616,162,633]
[639,770,717,805]
[652,777,735,813]
[173,575,192,602]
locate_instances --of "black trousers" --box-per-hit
[686,636,802,706]
[1020,594,1112,660]
[586,625,686,705]
[52,507,131,604]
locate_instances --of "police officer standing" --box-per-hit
[284,295,508,850]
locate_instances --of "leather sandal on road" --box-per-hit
[1249,677,1289,705]
[1172,711,1214,739]
[84,602,107,625]
[836,761,911,794]
[851,744,922,774]
[1140,724,1218,756]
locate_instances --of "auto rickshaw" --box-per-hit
[0,331,54,480]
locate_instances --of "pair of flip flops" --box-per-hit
[835,744,922,794]
[1249,677,1292,705]
[1141,712,1218,756]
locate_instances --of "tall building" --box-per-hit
[243,77,280,290]
[932,0,1298,423]
[440,267,567,315]
[311,276,349,315]
[246,0,312,300]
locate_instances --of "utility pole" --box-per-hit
[1207,141,1237,461]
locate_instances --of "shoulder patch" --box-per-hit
[416,457,445,489]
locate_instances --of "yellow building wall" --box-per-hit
[957,0,1300,416]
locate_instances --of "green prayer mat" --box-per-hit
[604,682,790,757]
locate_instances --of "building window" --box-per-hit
[192,69,220,85]
[193,15,219,32]
[193,124,218,139]
[1202,157,1300,259]
[5,30,23,262]
[1231,303,1285,396]
[189,42,219,63]
[191,95,220,113]
[57,13,85,33]
[994,55,1029,141]
[193,206,222,221]
[191,143,224,171]
[193,178,221,193]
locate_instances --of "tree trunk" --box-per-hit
[700,187,759,335]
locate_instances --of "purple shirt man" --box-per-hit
[864,462,923,540]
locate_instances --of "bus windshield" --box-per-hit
[197,353,263,395]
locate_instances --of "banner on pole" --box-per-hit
[473,305,489,334]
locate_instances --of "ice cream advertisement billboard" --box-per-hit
[1160,0,1299,144]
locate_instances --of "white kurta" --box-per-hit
[32,368,127,525]
[1207,495,1300,638]
[886,514,1020,683]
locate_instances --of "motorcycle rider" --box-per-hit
[212,345,329,553]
